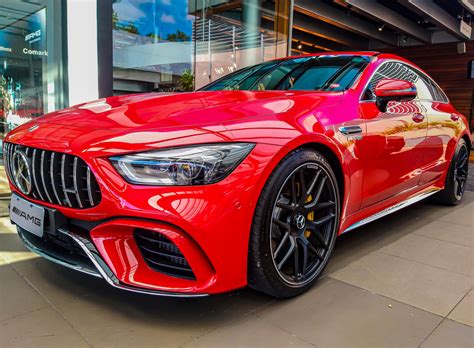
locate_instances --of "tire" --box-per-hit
[435,138,470,206]
[248,148,340,298]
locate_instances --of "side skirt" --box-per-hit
[341,189,440,234]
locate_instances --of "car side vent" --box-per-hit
[134,228,196,280]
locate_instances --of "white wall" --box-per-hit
[67,0,99,106]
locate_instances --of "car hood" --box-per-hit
[6,91,340,156]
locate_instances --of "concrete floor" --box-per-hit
[467,163,474,192]
[0,192,473,347]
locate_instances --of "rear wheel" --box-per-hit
[248,149,340,298]
[435,138,470,205]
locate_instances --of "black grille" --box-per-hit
[4,143,101,209]
[134,228,195,280]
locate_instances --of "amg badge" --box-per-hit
[11,206,41,227]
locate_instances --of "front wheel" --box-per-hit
[435,138,470,205]
[248,149,340,298]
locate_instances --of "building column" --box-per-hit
[67,0,99,105]
[242,0,262,66]
[97,0,113,98]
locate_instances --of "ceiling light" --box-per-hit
[378,24,385,32]
[297,41,303,50]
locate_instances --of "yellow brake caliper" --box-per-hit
[305,194,313,238]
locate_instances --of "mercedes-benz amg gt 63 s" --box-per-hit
[4,52,471,298]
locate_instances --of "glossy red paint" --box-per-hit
[374,78,417,99]
[5,52,472,295]
[91,219,216,293]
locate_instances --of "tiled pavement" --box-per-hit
[0,192,473,347]
[467,163,474,192]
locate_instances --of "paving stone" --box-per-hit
[421,319,474,348]
[448,289,474,327]
[331,252,473,316]
[380,234,474,276]
[0,307,89,348]
[256,279,442,348]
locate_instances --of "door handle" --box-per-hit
[412,113,425,123]
[339,126,362,135]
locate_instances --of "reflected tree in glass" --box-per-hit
[178,69,194,91]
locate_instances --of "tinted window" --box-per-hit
[291,66,340,90]
[254,58,309,90]
[411,69,435,100]
[200,56,370,92]
[428,79,449,102]
[200,64,267,91]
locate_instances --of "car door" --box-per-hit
[359,61,430,208]
[417,77,458,185]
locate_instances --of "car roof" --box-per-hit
[284,51,381,60]
[283,52,413,64]
[281,52,421,72]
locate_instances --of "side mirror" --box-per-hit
[374,78,417,112]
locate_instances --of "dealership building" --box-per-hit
[0,0,473,198]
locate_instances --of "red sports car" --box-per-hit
[4,52,471,298]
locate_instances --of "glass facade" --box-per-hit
[0,0,291,198]
[112,0,291,93]
[0,0,66,196]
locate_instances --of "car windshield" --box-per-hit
[200,55,371,92]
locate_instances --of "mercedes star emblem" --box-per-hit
[294,214,306,230]
[12,150,33,195]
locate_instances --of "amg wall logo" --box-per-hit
[11,206,41,227]
[25,29,41,44]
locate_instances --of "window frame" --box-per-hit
[360,59,449,104]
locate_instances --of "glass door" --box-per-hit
[0,0,66,199]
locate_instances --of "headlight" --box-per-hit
[110,143,255,186]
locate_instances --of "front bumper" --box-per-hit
[18,224,208,297]
[9,142,282,295]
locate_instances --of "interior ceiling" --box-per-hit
[433,0,470,19]
[292,0,473,53]
[0,0,43,30]
[378,0,435,29]
[0,0,471,54]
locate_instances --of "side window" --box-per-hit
[428,79,449,102]
[364,62,434,101]
[408,67,435,101]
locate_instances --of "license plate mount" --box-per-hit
[10,194,45,238]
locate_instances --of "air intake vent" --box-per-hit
[134,228,195,280]
[4,143,101,209]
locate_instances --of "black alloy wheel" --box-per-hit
[248,149,340,298]
[453,143,469,201]
[435,138,470,205]
[270,163,337,286]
